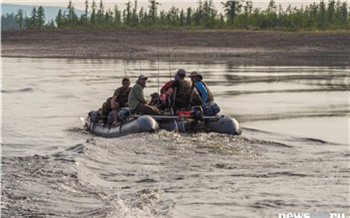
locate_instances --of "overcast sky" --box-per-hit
[2,0,347,12]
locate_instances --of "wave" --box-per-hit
[233,109,349,123]
[1,141,174,218]
[1,87,34,93]
[2,130,347,218]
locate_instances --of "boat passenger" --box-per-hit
[189,71,214,104]
[101,77,131,125]
[149,92,160,107]
[128,75,164,115]
[165,69,202,110]
[160,80,174,94]
[158,75,178,108]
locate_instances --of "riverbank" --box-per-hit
[2,29,350,65]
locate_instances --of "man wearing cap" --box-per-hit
[165,69,202,109]
[189,71,214,104]
[101,77,131,124]
[128,75,164,115]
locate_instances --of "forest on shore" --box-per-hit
[2,0,350,31]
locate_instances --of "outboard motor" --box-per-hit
[190,106,204,132]
[190,106,204,119]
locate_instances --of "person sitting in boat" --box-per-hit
[128,75,164,115]
[165,69,202,110]
[156,75,177,109]
[160,79,174,94]
[149,73,182,109]
[189,71,214,104]
[101,77,131,125]
[149,92,161,107]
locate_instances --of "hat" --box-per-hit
[190,71,203,80]
[138,75,148,80]
[177,69,186,77]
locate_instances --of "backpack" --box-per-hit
[202,102,220,116]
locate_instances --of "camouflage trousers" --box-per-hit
[135,103,163,115]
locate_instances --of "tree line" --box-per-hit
[7,0,350,31]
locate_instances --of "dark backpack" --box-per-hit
[202,102,220,116]
[89,111,101,123]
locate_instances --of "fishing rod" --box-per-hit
[157,40,160,93]
[123,52,132,78]
[167,28,171,80]
[123,59,127,78]
[139,62,142,75]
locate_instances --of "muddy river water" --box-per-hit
[1,57,349,217]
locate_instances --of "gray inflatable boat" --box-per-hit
[84,105,241,138]
[84,113,159,138]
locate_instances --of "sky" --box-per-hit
[2,0,349,13]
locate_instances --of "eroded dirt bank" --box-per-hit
[2,29,350,65]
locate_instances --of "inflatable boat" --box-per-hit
[84,106,242,138]
[84,111,159,138]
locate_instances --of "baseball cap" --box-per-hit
[177,69,186,77]
[138,75,148,80]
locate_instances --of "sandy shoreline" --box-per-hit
[2,29,350,65]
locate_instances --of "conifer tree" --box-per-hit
[85,0,89,17]
[91,0,97,26]
[27,7,37,29]
[149,0,159,25]
[55,9,64,28]
[186,7,192,26]
[328,0,336,24]
[16,9,24,30]
[194,0,203,26]
[114,4,122,27]
[222,0,241,27]
[132,0,139,27]
[180,9,185,27]
[97,0,104,25]
[37,6,46,27]
[202,0,217,28]
[339,1,348,24]
[318,0,327,27]
[67,0,78,26]
[124,1,132,26]
[79,0,89,27]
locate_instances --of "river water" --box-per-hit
[1,57,349,218]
